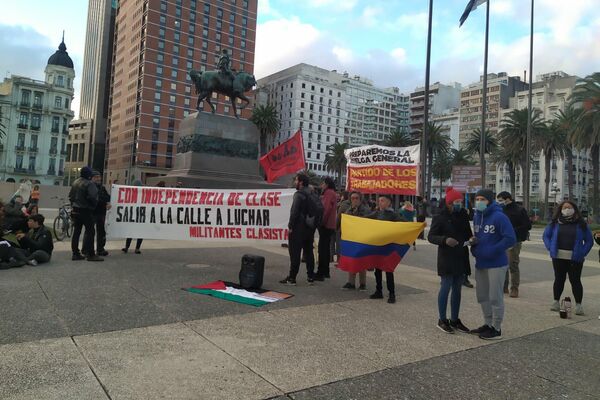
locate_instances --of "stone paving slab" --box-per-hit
[74,322,282,400]
[187,310,383,393]
[0,337,107,400]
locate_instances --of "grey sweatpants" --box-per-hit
[475,266,508,331]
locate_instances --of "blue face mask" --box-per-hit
[452,204,462,213]
[475,201,488,212]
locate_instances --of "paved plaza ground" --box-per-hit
[1,229,599,399]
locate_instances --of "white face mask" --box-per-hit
[561,208,575,217]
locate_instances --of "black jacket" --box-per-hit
[94,184,111,215]
[18,225,54,256]
[69,177,98,210]
[3,203,26,230]
[288,187,312,231]
[367,208,404,222]
[502,202,531,242]
[428,207,472,276]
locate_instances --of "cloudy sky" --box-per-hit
[1,0,598,117]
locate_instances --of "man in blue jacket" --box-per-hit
[469,189,516,340]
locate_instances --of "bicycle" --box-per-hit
[53,198,72,241]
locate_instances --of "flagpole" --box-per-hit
[479,0,489,189]
[421,0,433,199]
[524,0,534,210]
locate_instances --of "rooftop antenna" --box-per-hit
[62,30,65,42]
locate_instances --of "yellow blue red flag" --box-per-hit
[338,214,425,273]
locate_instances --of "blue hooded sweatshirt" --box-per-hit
[471,202,516,269]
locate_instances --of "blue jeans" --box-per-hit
[438,274,464,321]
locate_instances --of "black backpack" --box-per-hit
[303,191,324,230]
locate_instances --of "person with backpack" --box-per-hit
[280,173,319,285]
[496,191,532,298]
[368,195,405,304]
[543,201,593,316]
[315,177,337,281]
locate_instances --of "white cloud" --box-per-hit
[257,0,281,18]
[306,0,358,11]
[332,46,354,64]
[391,48,407,64]
[359,6,382,27]
[490,0,514,16]
[387,12,429,37]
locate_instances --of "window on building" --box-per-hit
[31,114,41,130]
[28,156,36,171]
[66,144,71,161]
[50,137,58,152]
[56,75,64,87]
[21,90,30,105]
[78,144,85,162]
[15,154,23,170]
[54,96,62,108]
[64,98,69,109]
[51,117,59,132]
[19,112,28,127]
[33,92,42,107]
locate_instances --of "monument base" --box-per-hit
[147,112,285,189]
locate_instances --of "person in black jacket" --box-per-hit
[83,171,111,257]
[496,191,532,298]
[16,214,54,265]
[428,187,473,334]
[280,173,316,285]
[69,166,102,262]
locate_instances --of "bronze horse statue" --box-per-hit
[188,69,256,118]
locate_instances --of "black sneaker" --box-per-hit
[324,274,331,279]
[369,291,383,299]
[307,277,314,285]
[358,284,367,291]
[479,327,502,340]
[387,295,396,304]
[313,274,325,282]
[72,254,85,261]
[342,283,356,290]
[437,319,454,334]
[463,278,474,288]
[279,277,297,285]
[97,250,109,256]
[449,319,470,333]
[469,324,492,335]
[86,255,104,262]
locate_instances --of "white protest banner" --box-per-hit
[106,185,295,243]
[345,144,420,195]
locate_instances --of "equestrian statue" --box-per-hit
[189,49,256,119]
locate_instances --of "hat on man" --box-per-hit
[91,170,101,177]
[80,166,93,179]
[475,189,495,203]
[497,191,512,200]
[445,186,463,204]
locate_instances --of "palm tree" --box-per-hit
[298,169,321,187]
[462,128,498,156]
[540,121,569,218]
[383,128,417,147]
[250,104,280,156]
[450,148,475,166]
[571,73,600,222]
[553,106,584,199]
[324,141,349,184]
[423,122,452,198]
[432,151,452,199]
[499,108,546,196]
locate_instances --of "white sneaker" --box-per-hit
[550,300,560,311]
[575,303,584,315]
[27,259,38,266]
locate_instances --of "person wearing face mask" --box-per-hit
[469,189,516,340]
[543,201,593,316]
[496,191,532,298]
[428,187,473,334]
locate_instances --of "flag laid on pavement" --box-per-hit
[184,281,293,307]
[259,129,305,183]
[338,214,425,273]
[459,0,487,26]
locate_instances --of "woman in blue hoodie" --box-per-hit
[543,201,593,315]
[469,189,516,340]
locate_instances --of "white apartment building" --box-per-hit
[497,72,590,209]
[0,39,75,185]
[409,82,461,134]
[257,63,400,178]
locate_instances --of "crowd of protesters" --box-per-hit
[281,172,597,340]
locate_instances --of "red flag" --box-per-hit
[259,129,306,183]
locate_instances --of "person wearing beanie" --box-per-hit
[496,191,532,298]
[69,166,102,262]
[469,189,516,340]
[428,187,473,334]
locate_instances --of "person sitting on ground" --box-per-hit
[0,201,27,270]
[3,195,28,233]
[15,214,54,266]
[341,191,370,291]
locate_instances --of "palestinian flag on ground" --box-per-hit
[184,281,293,307]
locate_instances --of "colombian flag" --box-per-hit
[338,214,425,273]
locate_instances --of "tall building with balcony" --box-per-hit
[256,63,400,178]
[458,72,528,189]
[409,82,461,134]
[394,91,410,134]
[0,39,74,185]
[106,0,257,184]
[497,72,590,209]
[72,0,118,173]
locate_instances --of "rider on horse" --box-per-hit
[217,49,234,83]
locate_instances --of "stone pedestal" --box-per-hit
[148,112,282,189]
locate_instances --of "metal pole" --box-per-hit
[421,0,433,198]
[524,0,534,210]
[480,0,490,189]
